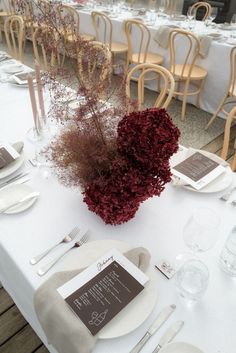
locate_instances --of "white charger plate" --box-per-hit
[0,152,24,179]
[0,184,38,214]
[60,239,158,339]
[3,63,24,74]
[159,342,205,353]
[170,149,233,193]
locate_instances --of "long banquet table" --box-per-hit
[77,7,235,119]
[0,65,236,353]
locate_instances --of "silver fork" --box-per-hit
[37,230,90,276]
[30,226,80,265]
[219,186,236,201]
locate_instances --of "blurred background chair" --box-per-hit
[221,105,236,171]
[169,28,208,120]
[126,63,175,111]
[205,45,236,129]
[189,1,212,20]
[4,15,24,62]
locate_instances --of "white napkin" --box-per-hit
[34,247,150,353]
[199,35,213,58]
[153,25,177,49]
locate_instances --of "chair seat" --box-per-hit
[131,52,164,65]
[67,33,94,42]
[111,42,128,53]
[171,64,207,80]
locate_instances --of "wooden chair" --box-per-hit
[189,1,212,21]
[221,105,236,171]
[205,46,236,129]
[124,19,164,71]
[33,26,62,71]
[57,4,94,42]
[0,0,16,41]
[77,41,112,90]
[4,15,24,62]
[169,28,208,120]
[91,11,128,71]
[126,63,175,111]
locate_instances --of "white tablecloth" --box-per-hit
[78,9,234,118]
[0,74,236,353]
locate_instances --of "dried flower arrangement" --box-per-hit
[17,0,180,224]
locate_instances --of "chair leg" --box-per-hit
[221,111,235,160]
[196,78,205,108]
[181,81,189,121]
[205,94,228,130]
[232,153,236,171]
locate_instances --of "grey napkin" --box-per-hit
[34,247,151,353]
[199,35,213,58]
[154,25,179,49]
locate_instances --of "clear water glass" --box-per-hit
[183,208,220,253]
[175,259,209,303]
[219,226,236,276]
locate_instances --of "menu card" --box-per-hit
[57,249,149,335]
[0,143,20,169]
[171,151,225,190]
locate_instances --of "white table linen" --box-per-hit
[0,72,236,353]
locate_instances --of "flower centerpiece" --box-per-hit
[17,0,180,224]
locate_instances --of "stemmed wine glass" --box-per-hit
[230,14,236,39]
[205,7,218,27]
[187,7,196,30]
[158,0,166,16]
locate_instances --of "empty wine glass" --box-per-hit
[208,7,218,24]
[187,6,195,21]
[183,208,220,253]
[231,14,236,29]
[158,0,166,15]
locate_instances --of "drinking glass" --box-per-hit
[231,14,236,29]
[158,0,166,15]
[208,7,218,24]
[219,226,236,276]
[183,208,220,253]
[187,7,195,21]
[175,259,209,303]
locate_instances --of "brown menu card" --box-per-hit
[0,144,19,169]
[64,260,144,335]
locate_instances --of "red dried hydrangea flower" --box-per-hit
[83,108,180,225]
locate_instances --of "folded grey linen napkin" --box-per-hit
[154,25,179,49]
[34,247,151,353]
[199,35,213,58]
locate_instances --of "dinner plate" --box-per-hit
[170,149,233,193]
[61,239,158,339]
[0,184,38,214]
[3,63,25,74]
[159,342,205,353]
[0,152,24,179]
[218,23,234,31]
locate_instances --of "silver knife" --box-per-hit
[0,192,39,214]
[0,172,29,189]
[130,304,176,353]
[152,320,184,353]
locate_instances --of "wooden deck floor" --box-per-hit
[1,127,236,353]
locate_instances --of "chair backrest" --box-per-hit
[3,0,16,15]
[77,41,112,89]
[33,26,61,71]
[190,1,212,21]
[126,63,175,110]
[4,15,24,62]
[124,19,151,64]
[169,29,201,80]
[227,45,236,98]
[91,11,113,50]
[57,4,80,36]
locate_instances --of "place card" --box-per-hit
[171,151,225,190]
[57,249,149,335]
[0,143,20,169]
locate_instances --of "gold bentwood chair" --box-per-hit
[189,1,212,21]
[221,105,236,171]
[91,11,128,70]
[126,63,175,111]
[169,29,208,120]
[33,26,62,71]
[124,19,164,71]
[77,41,112,90]
[0,0,16,41]
[4,15,24,62]
[205,46,236,129]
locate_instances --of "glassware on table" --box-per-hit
[175,259,209,303]
[205,7,218,27]
[183,208,220,253]
[230,14,236,39]
[187,7,196,30]
[158,0,166,16]
[219,226,236,276]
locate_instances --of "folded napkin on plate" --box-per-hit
[199,35,213,58]
[172,148,229,187]
[154,25,178,49]
[34,247,150,353]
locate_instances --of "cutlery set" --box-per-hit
[130,304,184,353]
[30,227,90,276]
[219,185,236,204]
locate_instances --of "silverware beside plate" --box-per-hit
[152,320,184,353]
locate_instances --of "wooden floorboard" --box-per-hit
[0,289,14,315]
[0,305,27,346]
